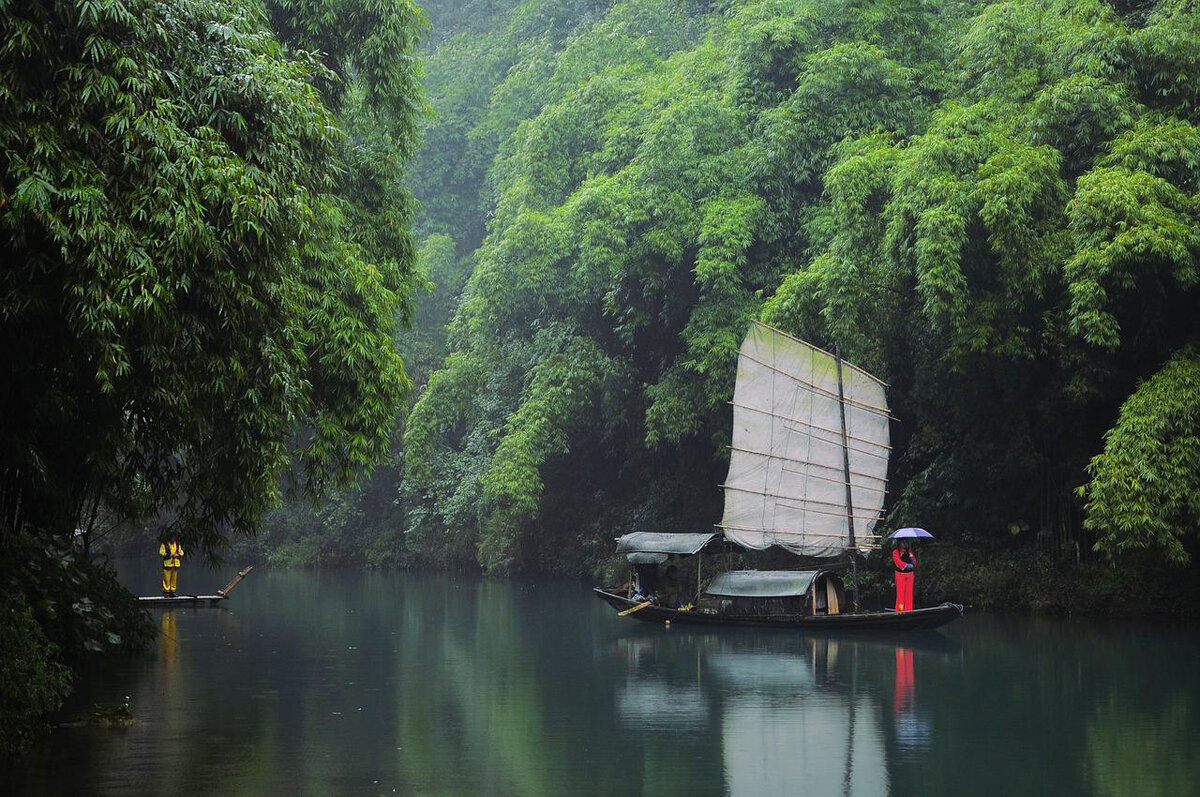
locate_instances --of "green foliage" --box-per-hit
[255,460,407,567]
[265,0,429,135]
[2,533,154,660]
[1,529,153,752]
[1,0,424,553]
[1129,0,1200,118]
[907,541,1200,616]
[0,591,70,753]
[478,330,623,569]
[1,0,424,747]
[394,0,1200,579]
[1083,349,1200,565]
[765,0,1200,555]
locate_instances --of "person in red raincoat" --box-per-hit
[893,541,917,612]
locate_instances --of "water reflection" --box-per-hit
[613,632,892,797]
[891,647,931,752]
[716,638,885,797]
[160,610,178,666]
[4,569,1199,797]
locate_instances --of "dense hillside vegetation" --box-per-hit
[249,0,1200,583]
[373,0,1199,579]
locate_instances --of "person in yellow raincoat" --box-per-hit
[160,538,184,597]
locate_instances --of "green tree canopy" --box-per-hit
[405,0,1199,575]
[0,0,425,555]
[1084,348,1200,565]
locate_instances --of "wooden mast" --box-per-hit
[835,345,861,613]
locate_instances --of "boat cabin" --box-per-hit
[618,531,725,608]
[697,570,846,617]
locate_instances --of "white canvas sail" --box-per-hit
[720,322,889,557]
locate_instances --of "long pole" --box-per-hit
[835,345,860,612]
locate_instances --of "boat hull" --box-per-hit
[594,588,963,631]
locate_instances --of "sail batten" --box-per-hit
[720,322,890,557]
[736,353,891,416]
[731,440,889,467]
[720,524,884,540]
[722,479,887,503]
[729,407,894,455]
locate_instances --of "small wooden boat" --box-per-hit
[595,323,963,631]
[595,549,961,630]
[137,566,254,607]
[594,587,963,631]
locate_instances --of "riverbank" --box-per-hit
[908,543,1200,618]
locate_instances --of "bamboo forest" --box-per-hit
[2,1,1199,795]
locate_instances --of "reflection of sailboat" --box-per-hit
[713,639,888,797]
[596,322,962,629]
[706,650,813,694]
[723,697,888,797]
[614,633,890,797]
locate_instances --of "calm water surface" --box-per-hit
[6,563,1199,797]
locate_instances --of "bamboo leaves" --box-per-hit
[1066,166,1200,348]
[1083,349,1200,565]
[0,0,424,553]
[479,332,620,570]
[405,0,1200,573]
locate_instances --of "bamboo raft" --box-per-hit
[137,566,254,607]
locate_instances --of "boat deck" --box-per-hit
[138,594,228,607]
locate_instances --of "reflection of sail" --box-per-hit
[705,652,813,695]
[722,697,888,797]
[701,641,888,797]
[615,681,708,729]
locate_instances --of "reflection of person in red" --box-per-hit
[892,644,933,750]
[893,647,914,714]
[893,541,917,611]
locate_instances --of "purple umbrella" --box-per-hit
[890,527,934,540]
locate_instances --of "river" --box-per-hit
[5,563,1199,796]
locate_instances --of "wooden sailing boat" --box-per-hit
[595,322,962,630]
